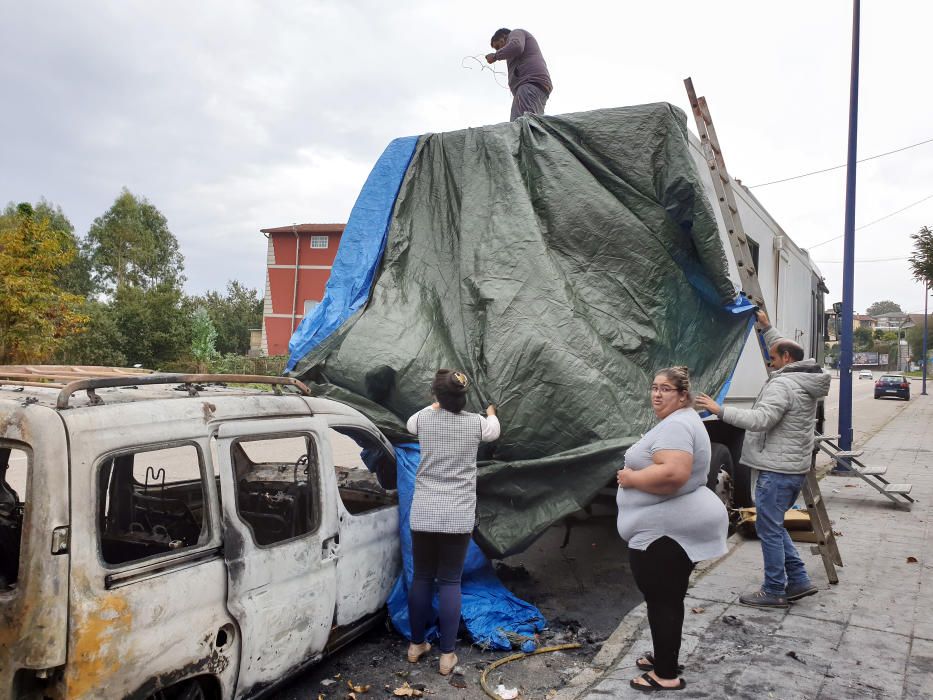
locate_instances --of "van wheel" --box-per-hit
[149,678,208,700]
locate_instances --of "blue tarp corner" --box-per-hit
[386,443,546,650]
[286,135,420,371]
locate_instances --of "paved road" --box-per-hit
[818,370,915,467]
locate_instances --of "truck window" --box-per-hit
[231,435,320,546]
[0,445,28,590]
[98,444,210,566]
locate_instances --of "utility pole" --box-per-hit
[833,0,860,474]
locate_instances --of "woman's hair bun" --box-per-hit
[433,368,469,395]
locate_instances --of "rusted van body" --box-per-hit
[0,371,400,699]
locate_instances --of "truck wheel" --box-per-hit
[731,462,754,508]
[707,443,733,493]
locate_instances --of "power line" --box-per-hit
[747,136,933,188]
[805,192,933,250]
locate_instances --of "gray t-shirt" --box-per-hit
[616,408,728,562]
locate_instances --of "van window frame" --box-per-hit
[94,440,218,573]
[0,440,31,594]
[229,431,323,550]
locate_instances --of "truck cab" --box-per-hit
[0,368,400,699]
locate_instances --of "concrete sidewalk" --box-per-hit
[558,395,933,699]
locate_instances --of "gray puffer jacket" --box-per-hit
[720,327,832,474]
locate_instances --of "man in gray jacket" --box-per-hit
[696,311,831,608]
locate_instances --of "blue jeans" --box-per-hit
[754,470,811,595]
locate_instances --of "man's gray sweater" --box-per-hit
[493,29,552,95]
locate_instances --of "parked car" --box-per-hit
[0,368,401,700]
[858,369,874,380]
[874,374,910,400]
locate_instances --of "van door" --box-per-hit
[214,418,338,699]
[0,409,69,696]
[325,423,400,627]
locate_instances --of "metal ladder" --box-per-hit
[684,77,843,583]
[816,434,914,508]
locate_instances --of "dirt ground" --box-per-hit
[272,505,642,700]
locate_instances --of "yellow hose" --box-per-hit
[479,643,583,699]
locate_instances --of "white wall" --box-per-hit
[687,132,824,405]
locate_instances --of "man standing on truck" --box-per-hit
[485,28,552,121]
[695,311,831,609]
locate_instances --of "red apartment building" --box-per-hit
[259,223,345,356]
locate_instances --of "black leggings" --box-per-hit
[408,530,471,653]
[628,536,695,679]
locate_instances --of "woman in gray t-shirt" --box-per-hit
[616,366,728,691]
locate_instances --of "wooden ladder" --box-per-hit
[684,77,843,584]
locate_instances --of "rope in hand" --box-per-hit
[462,55,510,90]
[479,643,583,699]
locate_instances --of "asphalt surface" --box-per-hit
[271,503,641,700]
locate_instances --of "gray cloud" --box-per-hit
[2,1,931,313]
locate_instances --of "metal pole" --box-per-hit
[923,281,929,395]
[834,0,860,473]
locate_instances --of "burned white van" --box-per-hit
[0,368,400,699]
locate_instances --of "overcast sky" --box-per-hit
[2,1,931,313]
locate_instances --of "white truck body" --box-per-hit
[688,133,827,408]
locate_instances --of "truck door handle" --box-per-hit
[322,535,340,561]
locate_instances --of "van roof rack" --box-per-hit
[0,366,312,409]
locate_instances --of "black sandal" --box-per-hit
[629,672,687,692]
[635,653,685,674]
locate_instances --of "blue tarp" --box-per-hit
[285,136,546,650]
[286,136,420,371]
[386,444,545,651]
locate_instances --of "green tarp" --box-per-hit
[291,104,752,557]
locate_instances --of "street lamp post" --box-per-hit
[923,281,929,396]
[834,0,860,474]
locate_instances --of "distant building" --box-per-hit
[853,314,877,331]
[259,223,345,356]
[872,311,911,333]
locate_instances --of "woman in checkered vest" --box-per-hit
[404,369,500,676]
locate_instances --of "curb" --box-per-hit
[550,530,748,699]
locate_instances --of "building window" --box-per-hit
[310,235,329,249]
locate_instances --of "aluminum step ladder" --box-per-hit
[817,433,914,509]
[685,78,842,583]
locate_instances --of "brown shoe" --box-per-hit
[439,652,458,676]
[407,642,431,663]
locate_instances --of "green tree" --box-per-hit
[865,300,903,316]
[56,299,128,367]
[909,226,933,284]
[110,284,192,368]
[0,209,87,362]
[853,326,874,352]
[4,199,95,296]
[192,280,263,355]
[906,317,932,363]
[190,307,218,372]
[85,188,185,293]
